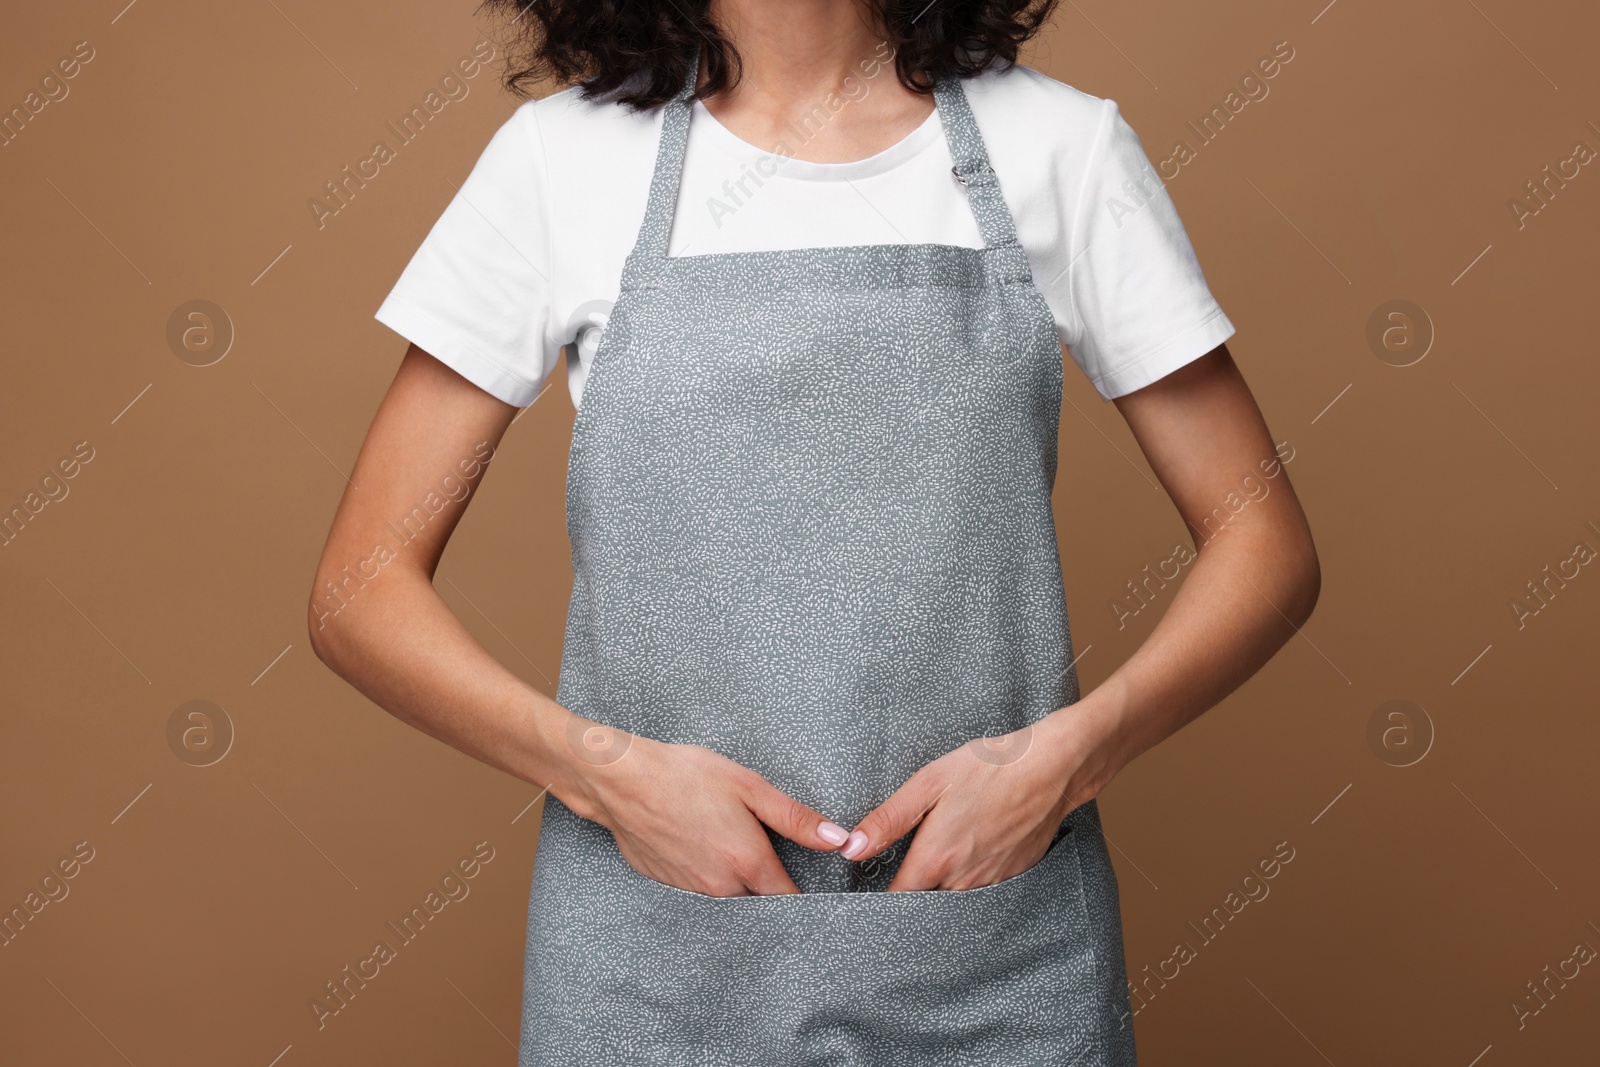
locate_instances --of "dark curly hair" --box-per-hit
[475,0,1060,110]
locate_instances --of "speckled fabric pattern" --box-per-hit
[519,56,1138,1066]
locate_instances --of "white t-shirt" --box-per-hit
[374,62,1235,409]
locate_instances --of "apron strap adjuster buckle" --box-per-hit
[952,162,994,185]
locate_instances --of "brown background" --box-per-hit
[3,1,1597,1064]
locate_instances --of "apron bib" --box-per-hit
[520,56,1138,1067]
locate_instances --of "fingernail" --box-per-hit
[841,830,869,860]
[817,821,849,846]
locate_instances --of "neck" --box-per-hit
[699,0,930,164]
[707,0,887,101]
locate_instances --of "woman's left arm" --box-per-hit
[845,344,1322,889]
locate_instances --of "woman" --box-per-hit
[310,1,1320,1063]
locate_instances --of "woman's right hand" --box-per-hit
[551,714,850,896]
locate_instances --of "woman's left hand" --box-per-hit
[842,697,1128,891]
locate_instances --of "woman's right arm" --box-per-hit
[307,345,847,895]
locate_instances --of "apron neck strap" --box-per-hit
[622,46,1018,279]
[930,72,1019,248]
[619,54,698,280]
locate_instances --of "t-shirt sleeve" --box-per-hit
[1061,97,1235,401]
[373,102,556,408]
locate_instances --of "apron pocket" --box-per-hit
[530,803,1105,1063]
[636,815,1078,905]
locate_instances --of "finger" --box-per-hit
[733,836,803,897]
[844,769,948,863]
[884,831,947,892]
[737,774,851,852]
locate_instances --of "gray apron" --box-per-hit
[520,57,1138,1067]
